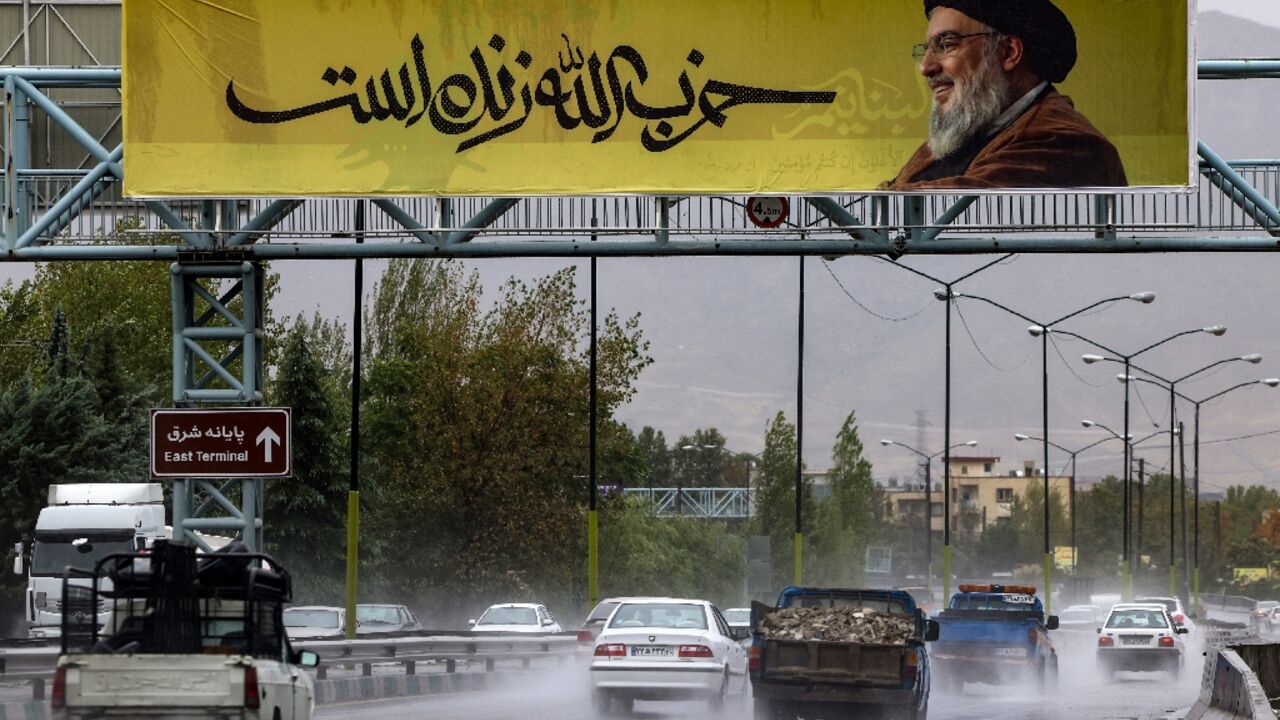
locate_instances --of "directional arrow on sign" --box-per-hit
[257,426,281,463]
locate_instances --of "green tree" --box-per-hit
[809,410,876,586]
[635,426,671,489]
[1009,481,1070,570]
[1075,475,1124,579]
[265,315,350,602]
[360,260,651,619]
[673,428,728,488]
[597,496,746,606]
[753,412,812,591]
[0,315,150,632]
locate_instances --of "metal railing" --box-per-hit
[0,631,578,701]
[5,166,1280,244]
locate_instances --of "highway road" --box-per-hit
[316,644,1202,720]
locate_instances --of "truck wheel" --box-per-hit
[752,697,781,720]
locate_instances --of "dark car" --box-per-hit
[356,603,424,634]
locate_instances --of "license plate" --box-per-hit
[994,647,1027,657]
[1122,636,1151,646]
[631,646,673,657]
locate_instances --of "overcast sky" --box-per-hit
[7,3,1280,494]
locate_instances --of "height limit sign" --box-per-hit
[746,197,789,228]
[151,408,292,478]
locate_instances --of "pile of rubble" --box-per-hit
[758,606,916,645]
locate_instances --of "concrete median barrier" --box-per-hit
[1185,643,1279,720]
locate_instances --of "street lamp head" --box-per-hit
[1081,420,1096,428]
[880,439,894,446]
[1116,374,1134,383]
[1027,325,1045,337]
[933,288,954,301]
[1014,433,1030,441]
[1082,354,1106,364]
[963,440,978,447]
[1129,292,1156,304]
[1242,354,1263,364]
[1265,378,1280,388]
[1204,325,1228,336]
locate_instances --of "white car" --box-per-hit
[590,598,749,714]
[283,605,349,639]
[469,603,562,633]
[1133,595,1196,634]
[1096,603,1188,680]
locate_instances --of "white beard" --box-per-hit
[927,53,1013,159]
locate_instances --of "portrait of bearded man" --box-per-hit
[885,0,1128,190]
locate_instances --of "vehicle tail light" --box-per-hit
[1098,636,1114,647]
[904,650,918,680]
[749,645,762,672]
[1173,614,1185,624]
[51,667,66,710]
[1159,636,1175,647]
[1028,628,1038,646]
[594,643,626,658]
[243,666,260,709]
[577,629,595,644]
[678,645,714,658]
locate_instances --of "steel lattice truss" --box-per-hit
[3,62,1280,261]
[623,488,753,519]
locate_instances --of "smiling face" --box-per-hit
[918,8,1019,158]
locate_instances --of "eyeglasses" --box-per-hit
[911,31,1001,61]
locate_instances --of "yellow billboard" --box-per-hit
[122,0,1190,196]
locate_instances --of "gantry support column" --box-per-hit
[169,259,267,552]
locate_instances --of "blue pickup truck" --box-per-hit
[930,584,1059,694]
[750,586,938,720]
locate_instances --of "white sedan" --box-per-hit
[590,598,749,714]
[469,603,562,633]
[1096,603,1188,680]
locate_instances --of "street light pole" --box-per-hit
[1115,351,1259,598]
[882,439,978,598]
[1014,433,1123,574]
[949,290,1153,613]
[1082,325,1228,598]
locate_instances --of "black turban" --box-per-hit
[924,0,1077,83]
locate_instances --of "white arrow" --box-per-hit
[256,426,281,463]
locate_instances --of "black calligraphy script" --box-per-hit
[225,33,837,153]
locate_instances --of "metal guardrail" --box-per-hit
[0,631,578,701]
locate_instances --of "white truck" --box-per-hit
[53,540,318,720]
[14,484,167,639]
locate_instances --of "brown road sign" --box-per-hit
[151,408,292,478]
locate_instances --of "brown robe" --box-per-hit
[885,88,1127,190]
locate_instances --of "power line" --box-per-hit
[820,259,930,322]
[953,301,1029,372]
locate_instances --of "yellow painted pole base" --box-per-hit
[1043,554,1052,615]
[794,533,803,586]
[1121,562,1132,602]
[1168,565,1176,599]
[942,545,952,606]
[344,490,360,640]
[588,510,599,605]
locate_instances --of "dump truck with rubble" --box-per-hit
[748,586,938,720]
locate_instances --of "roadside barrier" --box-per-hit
[0,631,579,705]
[1185,643,1280,720]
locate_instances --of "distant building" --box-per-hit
[881,456,1072,538]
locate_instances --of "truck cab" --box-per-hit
[17,484,166,639]
[930,583,1059,694]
